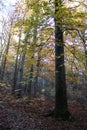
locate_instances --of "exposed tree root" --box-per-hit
[43,110,75,122]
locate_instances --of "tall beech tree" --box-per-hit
[54,0,70,119]
[54,0,87,119]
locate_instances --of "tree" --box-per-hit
[12,28,22,96]
[0,15,13,82]
[0,33,11,81]
[54,0,87,119]
[54,0,70,119]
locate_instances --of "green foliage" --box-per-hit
[55,4,87,29]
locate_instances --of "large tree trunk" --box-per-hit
[55,26,68,115]
[54,0,70,119]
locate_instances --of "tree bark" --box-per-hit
[54,0,69,119]
[0,33,11,81]
[27,65,33,98]
[34,51,41,97]
[12,28,21,95]
[17,39,28,97]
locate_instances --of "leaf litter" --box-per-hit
[0,85,87,130]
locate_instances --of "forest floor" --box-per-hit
[0,84,87,130]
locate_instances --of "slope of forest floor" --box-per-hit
[0,84,87,130]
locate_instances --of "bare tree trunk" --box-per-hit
[27,65,33,98]
[84,31,87,90]
[12,29,21,95]
[80,30,87,89]
[34,52,41,97]
[0,33,11,81]
[17,39,28,97]
[0,35,4,79]
[54,0,70,119]
[34,42,43,97]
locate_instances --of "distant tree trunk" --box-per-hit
[0,35,3,64]
[27,65,33,98]
[17,39,28,97]
[0,33,11,81]
[84,45,87,89]
[16,54,23,98]
[84,31,87,89]
[34,51,41,97]
[80,30,87,88]
[26,27,37,98]
[12,29,21,95]
[0,35,4,79]
[12,52,19,95]
[54,0,70,119]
